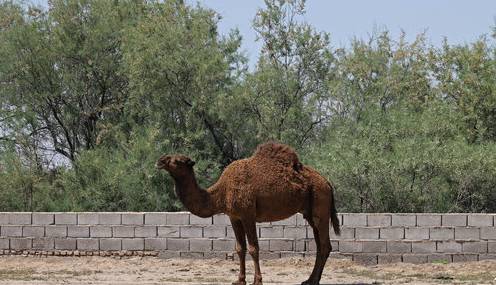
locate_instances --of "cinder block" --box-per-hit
[190,215,212,225]
[167,238,190,251]
[402,254,427,264]
[269,239,293,251]
[213,214,230,225]
[428,254,452,263]
[204,226,226,238]
[100,239,121,251]
[387,241,411,253]
[10,238,32,249]
[437,241,462,253]
[283,227,306,239]
[405,228,429,240]
[22,226,44,237]
[339,241,362,253]
[45,226,67,238]
[32,238,54,249]
[417,214,441,226]
[356,228,379,239]
[380,227,404,240]
[122,213,144,225]
[158,251,181,259]
[479,254,496,260]
[272,216,296,226]
[489,242,496,253]
[330,227,354,239]
[167,212,190,225]
[412,241,436,253]
[378,254,402,264]
[468,214,493,227]
[442,214,467,226]
[452,254,478,262]
[330,252,352,260]
[145,213,167,225]
[90,226,111,238]
[462,241,487,253]
[259,252,281,259]
[204,252,229,259]
[362,241,386,253]
[180,252,204,258]
[0,238,9,249]
[77,239,99,250]
[67,226,90,238]
[295,240,305,252]
[342,214,366,226]
[306,226,314,239]
[55,213,77,225]
[190,238,212,251]
[122,238,144,250]
[259,239,270,251]
[0,213,8,224]
[78,213,98,225]
[296,214,307,226]
[392,214,416,226]
[144,238,167,250]
[260,226,284,238]
[135,226,157,238]
[55,238,76,250]
[430,227,454,240]
[367,214,391,227]
[455,227,479,240]
[112,226,135,238]
[99,213,121,225]
[281,252,305,258]
[9,213,31,225]
[353,254,378,265]
[158,226,180,237]
[480,227,496,240]
[212,239,234,251]
[180,226,203,238]
[32,213,54,225]
[305,239,316,252]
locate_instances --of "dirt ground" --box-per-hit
[0,256,495,285]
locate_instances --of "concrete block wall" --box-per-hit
[0,212,495,264]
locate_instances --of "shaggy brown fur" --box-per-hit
[157,142,340,285]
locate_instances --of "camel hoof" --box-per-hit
[232,281,246,285]
[301,280,318,285]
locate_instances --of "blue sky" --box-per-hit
[196,0,496,65]
[33,0,496,65]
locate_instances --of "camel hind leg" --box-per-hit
[302,190,331,285]
[242,219,263,285]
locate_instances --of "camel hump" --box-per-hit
[253,142,303,171]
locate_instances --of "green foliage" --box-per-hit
[1,0,496,212]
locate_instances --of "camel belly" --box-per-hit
[254,192,306,222]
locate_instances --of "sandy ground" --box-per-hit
[0,256,495,285]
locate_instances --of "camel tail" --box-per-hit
[328,182,341,236]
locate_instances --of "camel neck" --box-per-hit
[172,170,219,218]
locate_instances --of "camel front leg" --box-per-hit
[230,218,247,285]
[242,220,263,285]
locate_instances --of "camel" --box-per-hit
[156,142,340,285]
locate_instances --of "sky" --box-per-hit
[195,0,496,65]
[33,0,496,66]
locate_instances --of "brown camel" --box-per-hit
[156,142,340,285]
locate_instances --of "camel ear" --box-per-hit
[187,159,195,167]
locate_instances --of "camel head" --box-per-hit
[156,154,196,176]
